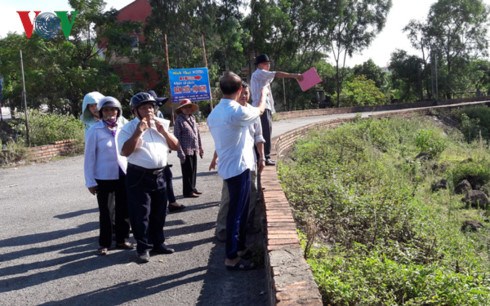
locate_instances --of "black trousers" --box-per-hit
[96,173,130,248]
[126,164,168,254]
[164,165,176,203]
[181,152,198,196]
[260,109,273,160]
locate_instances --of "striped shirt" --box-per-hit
[251,68,276,113]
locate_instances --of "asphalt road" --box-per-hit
[0,121,274,305]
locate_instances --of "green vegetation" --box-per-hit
[279,111,490,304]
[0,110,84,165]
[27,110,84,147]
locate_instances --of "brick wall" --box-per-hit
[274,96,490,121]
[28,139,78,162]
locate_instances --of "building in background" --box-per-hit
[99,0,160,90]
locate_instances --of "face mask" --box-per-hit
[103,118,118,136]
[104,118,117,125]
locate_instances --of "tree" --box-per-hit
[388,50,425,102]
[352,59,386,90]
[243,0,327,111]
[468,59,490,94]
[340,75,387,106]
[0,0,122,117]
[429,0,489,98]
[315,0,392,107]
[405,0,489,99]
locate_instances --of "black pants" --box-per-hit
[164,165,176,203]
[126,164,168,254]
[181,152,198,196]
[260,109,273,160]
[96,173,130,248]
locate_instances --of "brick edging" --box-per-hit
[28,139,78,162]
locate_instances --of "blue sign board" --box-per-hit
[168,67,211,103]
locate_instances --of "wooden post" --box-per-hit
[164,33,175,124]
[20,50,30,146]
[201,33,213,110]
[201,33,208,68]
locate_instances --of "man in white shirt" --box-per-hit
[251,54,302,166]
[207,71,266,270]
[117,92,180,263]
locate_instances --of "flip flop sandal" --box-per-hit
[97,247,108,256]
[225,258,255,271]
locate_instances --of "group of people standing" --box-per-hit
[81,53,302,269]
[82,90,203,263]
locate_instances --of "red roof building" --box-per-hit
[102,0,161,89]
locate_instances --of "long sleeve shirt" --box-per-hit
[84,121,127,188]
[207,98,261,179]
[173,113,202,160]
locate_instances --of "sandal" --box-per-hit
[225,258,256,271]
[97,247,108,256]
[116,242,134,250]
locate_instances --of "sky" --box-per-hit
[0,0,489,68]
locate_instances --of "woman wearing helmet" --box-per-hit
[84,96,133,256]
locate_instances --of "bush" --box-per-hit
[310,246,490,305]
[450,159,490,188]
[0,110,85,166]
[23,109,84,147]
[415,129,447,158]
[451,106,490,142]
[340,75,388,107]
[0,139,28,165]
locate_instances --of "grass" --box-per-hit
[279,112,490,305]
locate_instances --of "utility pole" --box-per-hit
[201,33,213,110]
[20,50,30,146]
[431,50,439,101]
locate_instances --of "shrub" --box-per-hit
[340,75,388,107]
[451,106,490,142]
[309,245,490,305]
[450,159,490,188]
[0,139,28,165]
[22,109,84,147]
[415,129,447,158]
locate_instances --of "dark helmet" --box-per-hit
[130,92,157,110]
[98,96,122,118]
[148,90,169,107]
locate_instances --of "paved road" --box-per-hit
[0,122,272,305]
[1,101,487,305]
